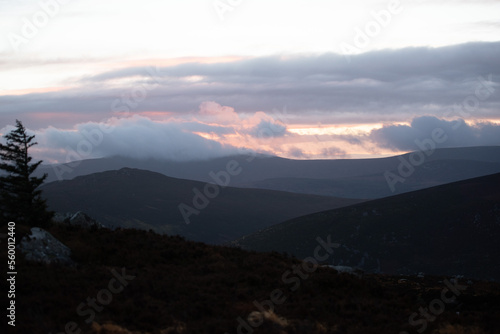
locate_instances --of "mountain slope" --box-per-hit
[5,223,500,334]
[38,146,500,199]
[38,147,500,183]
[237,158,500,199]
[41,168,362,244]
[236,172,500,281]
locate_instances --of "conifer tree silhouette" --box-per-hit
[0,120,53,227]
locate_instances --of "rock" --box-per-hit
[17,227,74,265]
[54,211,103,229]
[330,265,355,273]
[52,212,70,223]
[324,265,363,277]
[68,211,103,229]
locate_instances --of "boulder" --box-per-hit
[17,227,74,265]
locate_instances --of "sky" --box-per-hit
[0,0,499,163]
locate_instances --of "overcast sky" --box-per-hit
[0,0,499,162]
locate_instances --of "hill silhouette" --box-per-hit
[38,146,500,199]
[236,172,500,281]
[41,168,362,244]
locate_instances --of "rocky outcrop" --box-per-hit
[53,211,104,229]
[17,227,74,265]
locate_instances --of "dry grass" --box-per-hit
[433,323,485,334]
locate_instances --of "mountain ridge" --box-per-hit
[41,167,363,244]
[235,172,500,281]
[37,146,500,199]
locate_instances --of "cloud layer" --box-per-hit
[11,102,295,163]
[1,42,499,130]
[3,109,499,163]
[1,42,499,162]
[369,116,500,151]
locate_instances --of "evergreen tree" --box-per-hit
[0,120,53,227]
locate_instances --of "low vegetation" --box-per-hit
[2,223,499,334]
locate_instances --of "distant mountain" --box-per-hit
[235,172,500,281]
[41,168,362,244]
[38,146,500,199]
[237,158,500,199]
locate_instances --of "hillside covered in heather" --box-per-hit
[3,222,500,334]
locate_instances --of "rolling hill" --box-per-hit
[235,172,500,281]
[41,168,362,244]
[236,158,500,199]
[37,146,500,199]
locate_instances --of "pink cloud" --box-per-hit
[198,101,240,125]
